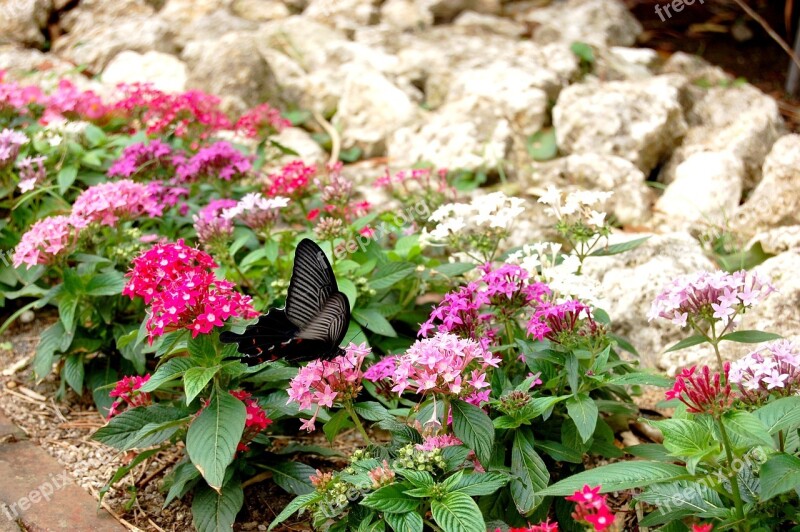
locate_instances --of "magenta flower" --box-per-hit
[526,299,603,346]
[0,71,45,117]
[175,141,252,182]
[0,128,28,167]
[107,139,175,179]
[229,390,272,452]
[193,198,237,247]
[107,374,151,419]
[729,340,800,403]
[566,485,615,531]
[415,434,463,452]
[665,363,734,415]
[364,355,397,383]
[235,102,290,138]
[263,160,315,199]
[71,179,165,226]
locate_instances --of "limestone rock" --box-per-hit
[748,226,800,255]
[520,0,642,47]
[103,51,188,93]
[176,9,257,47]
[303,0,380,30]
[270,127,327,167]
[0,0,51,47]
[426,0,501,22]
[380,0,433,31]
[231,0,290,21]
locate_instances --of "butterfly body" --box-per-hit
[220,239,350,364]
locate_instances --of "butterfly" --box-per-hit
[220,238,351,365]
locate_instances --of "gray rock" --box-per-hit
[553,75,687,173]
[231,0,290,21]
[426,0,501,21]
[452,11,526,38]
[158,0,230,29]
[594,46,659,81]
[270,127,327,167]
[181,32,277,113]
[733,134,800,238]
[303,0,380,30]
[520,0,642,47]
[0,45,78,83]
[582,232,715,367]
[523,154,654,226]
[380,0,433,31]
[176,9,257,47]
[747,226,800,255]
[0,0,51,47]
[102,51,188,93]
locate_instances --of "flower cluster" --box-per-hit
[107,374,152,419]
[71,179,165,226]
[264,159,316,199]
[122,240,258,341]
[648,270,775,331]
[566,485,616,531]
[221,193,288,233]
[538,186,612,228]
[665,363,734,415]
[235,103,290,138]
[0,128,27,167]
[494,521,559,532]
[415,434,462,452]
[1,71,44,118]
[729,340,800,403]
[175,141,252,182]
[12,215,84,268]
[193,199,237,248]
[107,140,175,180]
[388,333,500,406]
[394,443,448,472]
[16,155,47,193]
[367,460,395,489]
[526,299,604,347]
[43,79,109,124]
[310,163,371,223]
[229,390,272,452]
[286,343,371,431]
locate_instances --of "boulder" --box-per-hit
[452,11,526,38]
[594,46,658,81]
[231,0,290,21]
[520,0,642,47]
[103,51,188,93]
[380,0,433,31]
[303,0,380,30]
[176,9,257,47]
[747,226,800,255]
[426,0,501,21]
[0,0,51,47]
[270,127,327,167]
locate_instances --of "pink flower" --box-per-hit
[729,340,800,403]
[692,525,713,532]
[526,299,603,345]
[221,193,288,233]
[16,155,47,192]
[665,364,734,415]
[193,199,237,246]
[43,79,109,123]
[13,215,84,268]
[264,160,315,198]
[175,141,252,182]
[0,128,28,167]
[107,140,175,179]
[71,179,165,226]
[415,434,462,452]
[229,389,272,452]
[235,103,290,138]
[567,485,615,531]
[107,374,151,419]
[363,355,397,382]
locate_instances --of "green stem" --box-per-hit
[716,417,748,532]
[440,395,451,434]
[344,402,371,446]
[709,322,724,372]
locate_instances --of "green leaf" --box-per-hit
[63,354,84,394]
[759,453,800,500]
[99,448,160,502]
[84,124,106,146]
[648,419,713,473]
[753,396,800,435]
[607,372,673,387]
[722,411,774,448]
[590,236,650,257]
[398,470,434,489]
[538,462,689,496]
[263,461,316,495]
[451,472,509,496]
[184,366,221,405]
[140,358,194,392]
[192,479,244,532]
[384,511,423,532]
[450,399,494,465]
[664,335,708,353]
[526,128,558,161]
[164,462,200,507]
[431,263,475,277]
[431,491,484,532]
[93,405,183,450]
[625,444,673,462]
[34,321,66,380]
[57,165,78,194]
[188,334,219,365]
[570,41,595,62]
[186,390,246,490]
[566,393,598,443]
[636,480,728,519]
[352,308,397,337]
[361,484,418,514]
[534,440,583,464]
[719,330,782,344]
[85,271,126,296]
[370,262,416,290]
[58,294,79,334]
[269,493,322,531]
[511,429,549,514]
[352,401,391,422]
[323,409,354,443]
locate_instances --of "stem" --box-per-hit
[441,395,451,434]
[716,417,748,532]
[709,322,724,372]
[344,402,371,446]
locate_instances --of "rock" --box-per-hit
[0,45,79,85]
[334,66,418,157]
[53,0,175,72]
[181,32,277,113]
[733,134,800,238]
[176,9,257,47]
[231,0,290,21]
[427,0,501,21]
[380,0,433,31]
[270,127,327,167]
[594,46,658,81]
[102,51,188,93]
[0,0,51,47]
[654,151,743,230]
[748,226,800,255]
[660,84,783,190]
[660,51,730,86]
[257,16,348,72]
[452,11,526,38]
[523,154,654,226]
[553,76,687,173]
[303,0,380,31]
[581,232,716,367]
[157,0,229,29]
[520,0,642,47]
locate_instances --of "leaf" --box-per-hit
[188,334,219,365]
[431,263,475,277]
[511,429,549,514]
[538,462,689,496]
[607,372,673,387]
[451,472,509,496]
[570,41,595,62]
[352,308,397,337]
[636,480,728,519]
[263,461,316,495]
[184,366,221,405]
[186,391,246,490]
[590,236,650,257]
[566,393,598,443]
[85,271,126,296]
[140,358,194,392]
[450,399,494,465]
[526,129,558,161]
[352,401,391,421]
[719,330,782,344]
[759,453,800,500]
[722,411,775,449]
[93,405,184,450]
[323,409,354,443]
[384,511,423,532]
[192,479,244,532]
[360,484,418,514]
[63,354,84,394]
[57,165,78,194]
[34,321,67,380]
[268,492,322,531]
[535,440,584,464]
[164,462,200,507]
[649,419,713,458]
[58,294,79,334]
[664,335,708,353]
[753,396,800,435]
[370,262,416,291]
[431,492,484,532]
[99,448,160,502]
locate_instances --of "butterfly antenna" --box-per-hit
[343,325,364,346]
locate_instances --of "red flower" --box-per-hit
[107,374,152,419]
[692,525,713,532]
[665,363,733,415]
[229,390,272,453]
[567,485,615,531]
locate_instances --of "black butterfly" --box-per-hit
[220,238,351,364]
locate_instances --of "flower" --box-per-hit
[1,71,45,117]
[415,434,463,452]
[16,155,47,193]
[107,140,175,179]
[367,460,395,489]
[107,374,151,419]
[221,193,288,233]
[43,79,108,123]
[538,186,613,223]
[235,103,290,138]
[175,141,252,182]
[666,363,734,415]
[122,240,258,341]
[729,340,800,403]
[193,199,237,247]
[692,525,713,532]
[0,128,27,167]
[649,270,775,331]
[526,299,604,347]
[264,160,316,198]
[567,485,615,531]
[363,355,397,382]
[71,179,165,226]
[229,389,272,452]
[389,333,499,406]
[286,342,371,431]
[13,215,84,268]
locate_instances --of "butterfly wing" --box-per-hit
[296,291,351,355]
[219,308,297,361]
[285,239,337,330]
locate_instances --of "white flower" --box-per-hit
[587,210,606,227]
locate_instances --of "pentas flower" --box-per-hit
[389,332,500,406]
[729,340,800,403]
[16,155,47,193]
[538,186,612,227]
[526,299,604,347]
[71,179,165,226]
[13,215,85,268]
[0,71,44,117]
[107,140,175,180]
[229,390,272,452]
[692,525,713,532]
[107,374,151,419]
[175,141,252,182]
[375,167,451,194]
[193,199,237,247]
[364,355,397,382]
[235,103,290,138]
[42,79,108,123]
[264,160,316,199]
[312,163,371,222]
[666,363,734,415]
[221,193,288,233]
[0,128,27,167]
[367,460,395,489]
[566,485,616,531]
[286,342,371,432]
[122,240,258,341]
[493,521,559,532]
[648,270,775,331]
[415,434,462,452]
